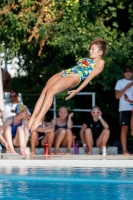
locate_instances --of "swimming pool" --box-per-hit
[0,167,133,199]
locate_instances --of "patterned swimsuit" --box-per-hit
[62,58,95,81]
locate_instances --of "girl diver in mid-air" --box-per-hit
[28,38,107,132]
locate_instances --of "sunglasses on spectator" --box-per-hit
[10,95,17,98]
[92,111,100,114]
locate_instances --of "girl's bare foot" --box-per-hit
[10,151,18,155]
[30,151,35,155]
[65,151,71,155]
[20,151,27,156]
[28,116,35,130]
[54,150,64,155]
[123,151,131,156]
[20,147,27,156]
[49,152,55,155]
[30,119,42,132]
[86,151,92,155]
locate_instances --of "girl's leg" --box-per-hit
[13,126,27,155]
[54,129,67,155]
[30,75,80,131]
[2,126,16,153]
[23,126,30,151]
[30,131,39,155]
[61,129,73,154]
[28,72,63,129]
[84,128,93,155]
[96,129,110,154]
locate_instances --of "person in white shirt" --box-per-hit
[3,90,31,122]
[115,66,133,155]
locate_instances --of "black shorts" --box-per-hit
[92,132,101,147]
[119,111,132,126]
[37,132,45,147]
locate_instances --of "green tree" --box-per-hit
[1,0,133,140]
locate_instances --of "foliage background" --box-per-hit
[1,0,133,142]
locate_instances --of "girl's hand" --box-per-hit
[98,111,102,116]
[65,90,77,100]
[4,142,9,150]
[69,112,74,118]
[97,111,102,120]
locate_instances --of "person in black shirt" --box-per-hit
[80,105,110,155]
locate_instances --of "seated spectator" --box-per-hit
[30,116,55,155]
[0,134,9,150]
[80,105,110,155]
[0,104,29,155]
[51,106,74,155]
[3,90,31,122]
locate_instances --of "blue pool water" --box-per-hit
[0,167,133,199]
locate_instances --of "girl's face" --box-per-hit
[21,109,27,119]
[58,108,68,119]
[89,44,102,59]
[91,108,101,118]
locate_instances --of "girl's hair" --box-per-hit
[89,38,107,57]
[91,105,101,111]
[15,103,26,114]
[58,106,68,113]
[58,106,69,119]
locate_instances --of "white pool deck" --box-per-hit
[0,154,133,168]
[0,146,132,168]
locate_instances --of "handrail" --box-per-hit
[9,92,95,128]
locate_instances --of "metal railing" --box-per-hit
[4,92,95,128]
[50,92,95,128]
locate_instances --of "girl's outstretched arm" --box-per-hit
[66,60,105,100]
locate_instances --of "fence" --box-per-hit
[50,92,95,128]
